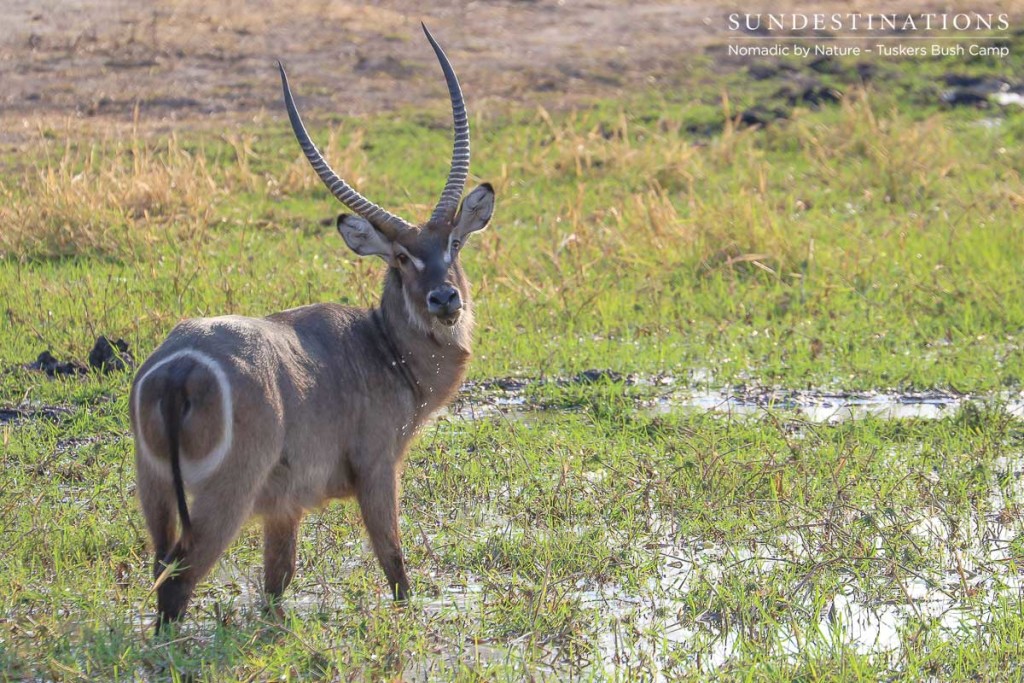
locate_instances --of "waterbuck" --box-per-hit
[131,24,495,627]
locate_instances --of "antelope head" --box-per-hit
[279,24,495,332]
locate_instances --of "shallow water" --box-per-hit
[449,374,1024,424]
[164,477,1024,681]
[572,497,1024,678]
[659,387,1008,423]
[4,375,1020,427]
[16,374,1024,677]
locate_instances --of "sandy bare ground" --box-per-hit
[1,0,1022,141]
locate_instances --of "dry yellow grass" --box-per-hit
[0,128,214,259]
[0,111,378,259]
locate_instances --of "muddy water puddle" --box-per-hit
[164,492,1024,679]
[449,374,1024,424]
[658,387,1002,422]
[14,374,1024,676]
[5,374,1021,427]
[586,511,1024,676]
[437,509,1024,677]
[164,453,1024,678]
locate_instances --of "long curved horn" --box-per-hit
[422,24,470,226]
[278,62,414,237]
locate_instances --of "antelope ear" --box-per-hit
[452,183,495,242]
[337,214,392,259]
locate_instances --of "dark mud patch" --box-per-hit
[87,335,134,374]
[0,404,72,424]
[20,335,134,378]
[711,31,1024,137]
[24,350,87,377]
[570,368,625,385]
[738,105,789,128]
[771,74,843,107]
[940,73,1024,108]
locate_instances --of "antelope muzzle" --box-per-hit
[427,284,462,325]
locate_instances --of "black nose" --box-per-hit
[427,286,462,316]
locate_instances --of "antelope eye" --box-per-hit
[396,252,409,265]
[451,240,461,251]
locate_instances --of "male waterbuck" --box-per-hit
[131,24,495,627]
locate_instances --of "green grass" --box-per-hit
[4,397,1024,679]
[3,77,1024,393]
[3,41,1024,680]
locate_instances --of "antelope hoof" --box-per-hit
[156,577,193,630]
[262,597,287,621]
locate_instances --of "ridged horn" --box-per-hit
[278,61,414,237]
[421,23,470,227]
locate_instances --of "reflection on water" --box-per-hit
[104,374,1024,677]
[449,374,1024,424]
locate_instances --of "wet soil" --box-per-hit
[0,404,72,424]
[5,369,1010,428]
[452,372,1024,423]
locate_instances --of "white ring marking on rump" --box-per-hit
[133,349,234,486]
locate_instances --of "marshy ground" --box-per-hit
[3,1,1024,680]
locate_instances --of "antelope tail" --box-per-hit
[160,380,193,549]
